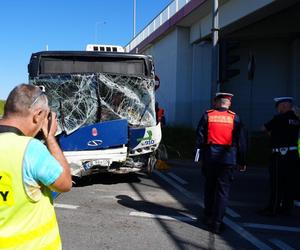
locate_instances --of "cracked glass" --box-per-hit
[30,73,156,134]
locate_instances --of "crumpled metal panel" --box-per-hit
[31,73,156,134]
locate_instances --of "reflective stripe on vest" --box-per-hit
[0,133,61,250]
[207,110,235,145]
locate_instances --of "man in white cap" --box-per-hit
[259,97,300,216]
[195,92,247,234]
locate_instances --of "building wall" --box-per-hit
[222,38,291,130]
[140,1,300,130]
[221,3,300,129]
[175,27,193,126]
[190,0,274,43]
[146,34,298,130]
[291,39,300,103]
[191,41,212,128]
[144,30,178,125]
[144,27,194,126]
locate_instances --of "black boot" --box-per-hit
[210,222,225,234]
[201,216,213,226]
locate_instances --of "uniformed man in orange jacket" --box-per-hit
[195,92,247,234]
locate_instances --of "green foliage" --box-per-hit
[0,100,5,116]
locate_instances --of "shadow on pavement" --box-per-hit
[116,194,209,250]
[72,172,141,187]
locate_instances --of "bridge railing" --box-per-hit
[125,0,191,52]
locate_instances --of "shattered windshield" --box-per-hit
[30,73,156,134]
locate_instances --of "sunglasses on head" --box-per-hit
[29,85,46,108]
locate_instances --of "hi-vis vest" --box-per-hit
[0,133,61,250]
[207,109,235,145]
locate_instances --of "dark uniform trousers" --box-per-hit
[196,108,246,229]
[203,162,234,224]
[269,150,299,213]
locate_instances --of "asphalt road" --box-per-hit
[54,161,300,250]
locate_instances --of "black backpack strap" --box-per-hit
[0,125,24,136]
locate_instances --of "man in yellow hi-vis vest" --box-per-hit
[0,84,72,250]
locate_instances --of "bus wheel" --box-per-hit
[147,155,157,175]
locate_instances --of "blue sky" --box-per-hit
[0,0,172,99]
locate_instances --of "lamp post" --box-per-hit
[133,0,136,37]
[95,21,106,43]
[210,0,219,105]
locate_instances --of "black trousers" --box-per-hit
[268,151,299,213]
[203,162,234,224]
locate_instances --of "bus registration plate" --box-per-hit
[83,159,110,170]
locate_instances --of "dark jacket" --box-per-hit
[195,108,247,166]
[264,110,300,148]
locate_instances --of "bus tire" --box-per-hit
[147,154,157,175]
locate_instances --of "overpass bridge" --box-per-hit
[126,0,300,130]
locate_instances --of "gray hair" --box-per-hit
[4,84,48,117]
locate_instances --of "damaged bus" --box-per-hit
[28,49,162,177]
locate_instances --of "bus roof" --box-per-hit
[30,51,150,60]
[28,51,153,77]
[86,44,124,52]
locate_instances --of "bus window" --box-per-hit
[86,44,124,52]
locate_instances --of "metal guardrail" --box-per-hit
[125,0,191,52]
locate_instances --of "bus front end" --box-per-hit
[28,51,161,176]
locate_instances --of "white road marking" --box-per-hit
[129,211,196,222]
[225,208,240,218]
[154,170,272,250]
[54,203,79,209]
[243,223,300,233]
[167,172,188,185]
[269,238,295,250]
[224,218,272,250]
[154,170,202,204]
[154,170,240,218]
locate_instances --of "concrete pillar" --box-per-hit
[144,30,178,125]
[291,39,300,104]
[175,27,193,126]
[191,41,212,128]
